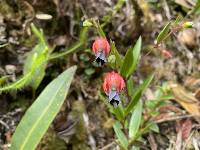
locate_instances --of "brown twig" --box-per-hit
[155,114,198,123]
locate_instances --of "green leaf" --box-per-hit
[146,95,173,110]
[142,121,159,134]
[120,37,142,78]
[148,122,159,133]
[113,104,125,121]
[127,77,134,97]
[129,100,143,139]
[174,14,183,24]
[0,25,49,93]
[23,25,49,90]
[110,40,123,69]
[108,55,116,68]
[113,121,129,149]
[125,74,154,116]
[31,23,46,44]
[190,0,200,14]
[23,43,48,90]
[11,66,77,150]
[156,22,171,44]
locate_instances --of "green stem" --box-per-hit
[48,42,83,60]
[0,72,32,93]
[92,20,106,38]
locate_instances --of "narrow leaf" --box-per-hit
[23,25,49,90]
[142,121,159,134]
[31,23,46,44]
[127,77,134,97]
[174,14,183,24]
[148,122,159,133]
[120,36,142,78]
[129,100,143,139]
[23,43,48,90]
[190,0,200,14]
[125,74,154,116]
[113,121,129,149]
[156,22,171,44]
[11,66,77,150]
[110,40,123,69]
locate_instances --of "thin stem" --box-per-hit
[48,42,83,60]
[92,20,106,38]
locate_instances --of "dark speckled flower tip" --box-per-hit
[103,72,125,107]
[92,37,110,66]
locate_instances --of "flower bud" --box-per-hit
[182,22,193,28]
[103,72,125,107]
[92,37,110,66]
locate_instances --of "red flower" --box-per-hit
[92,37,110,65]
[103,72,125,107]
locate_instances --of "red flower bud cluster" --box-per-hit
[91,37,125,107]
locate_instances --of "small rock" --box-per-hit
[5,65,16,74]
[177,29,197,48]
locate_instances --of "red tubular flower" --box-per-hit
[92,37,110,66]
[103,72,125,107]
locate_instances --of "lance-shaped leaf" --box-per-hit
[120,36,142,78]
[110,40,123,69]
[127,77,134,97]
[113,121,129,149]
[11,66,77,150]
[23,24,49,90]
[129,100,143,139]
[156,22,171,44]
[174,14,183,24]
[125,74,154,116]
